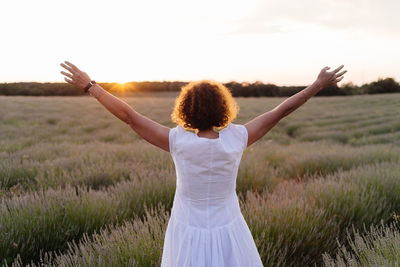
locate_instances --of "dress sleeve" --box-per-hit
[229,123,248,152]
[238,124,248,151]
[169,125,183,155]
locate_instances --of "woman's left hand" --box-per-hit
[60,61,92,90]
[316,65,347,89]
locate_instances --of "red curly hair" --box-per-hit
[171,80,239,131]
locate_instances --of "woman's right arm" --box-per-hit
[60,61,170,152]
[244,65,346,147]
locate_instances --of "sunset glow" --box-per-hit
[1,0,399,85]
[109,83,135,93]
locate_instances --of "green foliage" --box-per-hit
[0,82,83,96]
[362,78,400,94]
[0,176,175,265]
[1,78,399,97]
[13,162,400,267]
[0,161,38,189]
[240,162,400,266]
[7,207,169,267]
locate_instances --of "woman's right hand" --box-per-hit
[316,65,347,89]
[60,61,92,91]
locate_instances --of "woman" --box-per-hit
[60,62,346,266]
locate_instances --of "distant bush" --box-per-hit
[1,78,399,97]
[316,85,347,96]
[0,83,83,96]
[362,77,400,94]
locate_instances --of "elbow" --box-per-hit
[123,109,133,125]
[272,107,288,121]
[277,102,297,118]
[124,106,140,126]
[282,107,295,117]
[125,114,134,126]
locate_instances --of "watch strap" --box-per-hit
[84,80,96,93]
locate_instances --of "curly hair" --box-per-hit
[171,80,239,131]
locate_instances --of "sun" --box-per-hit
[109,82,136,94]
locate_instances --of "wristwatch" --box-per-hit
[84,80,96,93]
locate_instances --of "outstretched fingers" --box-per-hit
[332,65,344,73]
[64,77,74,84]
[60,71,72,78]
[330,65,346,81]
[60,63,74,74]
[64,61,79,71]
[336,76,344,82]
[336,70,347,78]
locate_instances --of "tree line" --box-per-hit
[0,78,399,97]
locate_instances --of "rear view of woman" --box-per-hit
[61,62,346,266]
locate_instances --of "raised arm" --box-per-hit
[245,65,347,147]
[60,61,170,152]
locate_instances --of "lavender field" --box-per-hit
[1,94,400,266]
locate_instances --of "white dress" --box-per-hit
[161,123,263,267]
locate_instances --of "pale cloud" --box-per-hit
[229,0,400,36]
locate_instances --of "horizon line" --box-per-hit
[0,77,397,87]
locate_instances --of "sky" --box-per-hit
[0,0,399,86]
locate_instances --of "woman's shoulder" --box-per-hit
[223,122,247,134]
[169,125,188,154]
[170,125,192,135]
[222,123,248,149]
[169,125,195,141]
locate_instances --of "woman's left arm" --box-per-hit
[245,65,347,147]
[60,61,170,152]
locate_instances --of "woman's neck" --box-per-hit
[196,128,219,139]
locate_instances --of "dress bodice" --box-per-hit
[168,123,248,228]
